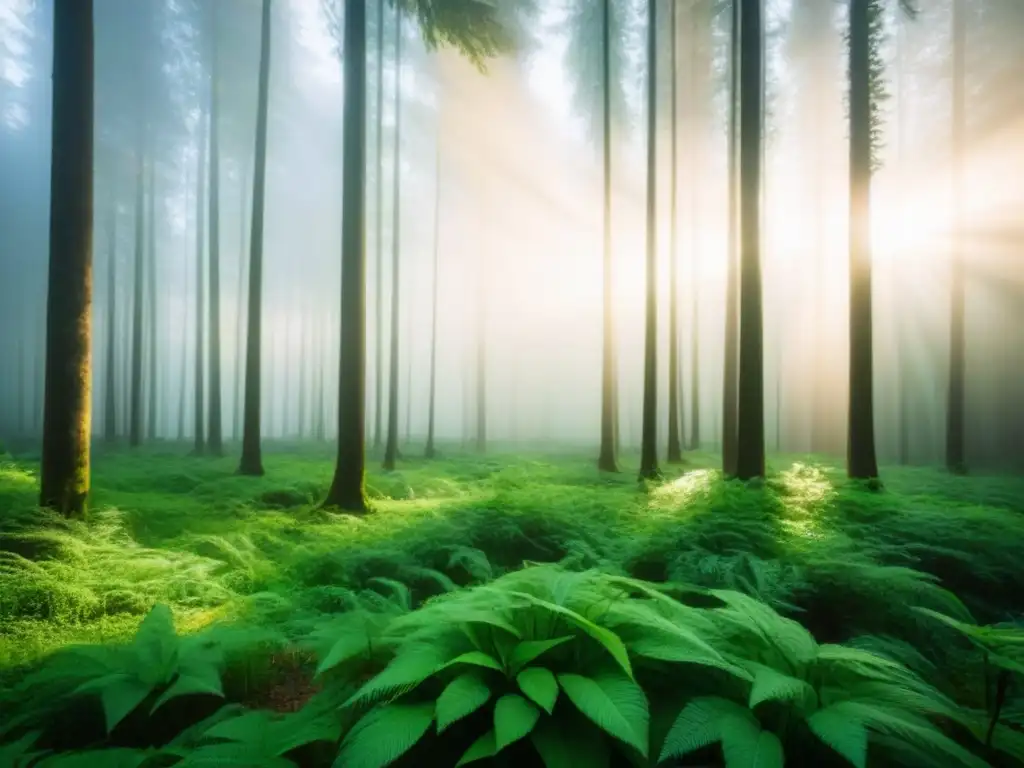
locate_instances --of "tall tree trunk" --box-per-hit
[373,0,386,453]
[722,0,741,476]
[735,0,766,481]
[146,156,157,439]
[475,244,487,454]
[895,15,910,465]
[129,140,145,447]
[41,0,93,518]
[324,0,368,510]
[946,0,967,474]
[194,106,207,454]
[638,0,660,481]
[597,0,618,472]
[667,0,683,465]
[404,308,412,445]
[425,136,441,459]
[239,0,272,476]
[383,7,403,471]
[103,202,117,442]
[234,159,250,441]
[207,7,224,455]
[177,202,188,443]
[297,309,308,438]
[846,0,879,480]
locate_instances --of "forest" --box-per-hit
[0,0,1023,765]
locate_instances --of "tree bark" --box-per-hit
[735,0,766,481]
[239,0,272,476]
[194,105,207,454]
[373,0,386,453]
[666,0,683,465]
[597,0,618,473]
[946,0,967,474]
[846,0,879,480]
[103,201,117,442]
[207,4,224,456]
[146,153,158,439]
[383,7,403,472]
[129,138,145,447]
[638,0,660,481]
[722,0,741,476]
[40,0,93,518]
[324,0,368,510]
[425,135,441,459]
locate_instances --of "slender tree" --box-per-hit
[597,0,618,472]
[722,0,741,476]
[193,107,207,455]
[946,0,967,474]
[234,160,250,441]
[207,2,224,456]
[667,0,683,465]
[40,0,94,518]
[103,202,117,442]
[324,0,369,510]
[638,0,660,481]
[146,153,158,439]
[846,0,879,480]
[383,6,403,472]
[129,151,145,446]
[239,0,272,476]
[734,0,766,481]
[425,135,441,459]
[374,0,386,453]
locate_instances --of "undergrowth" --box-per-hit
[1,444,1023,765]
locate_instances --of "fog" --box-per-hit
[1,0,1023,469]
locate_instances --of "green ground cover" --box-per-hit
[1,444,1023,766]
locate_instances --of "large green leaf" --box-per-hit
[334,702,435,768]
[494,694,541,752]
[747,665,816,711]
[131,604,179,684]
[98,675,154,733]
[150,671,224,714]
[443,651,504,673]
[455,729,496,766]
[509,637,574,671]
[346,644,450,708]
[436,672,493,733]
[557,672,648,757]
[508,591,633,679]
[531,715,610,768]
[517,667,559,714]
[659,696,752,762]
[722,727,784,768]
[315,618,387,678]
[807,705,868,768]
[36,749,156,768]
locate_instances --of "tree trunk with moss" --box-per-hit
[40,0,94,518]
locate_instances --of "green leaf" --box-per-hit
[510,637,574,671]
[508,591,633,679]
[131,603,179,683]
[531,715,610,768]
[334,702,435,768]
[722,727,784,768]
[202,711,274,744]
[346,644,449,708]
[517,667,559,714]
[444,650,504,673]
[494,694,541,752]
[436,672,492,733]
[455,729,496,766]
[807,706,868,768]
[659,697,760,763]
[747,666,816,711]
[316,624,380,678]
[99,675,153,733]
[150,672,224,714]
[173,742,295,767]
[557,672,648,757]
[36,749,155,768]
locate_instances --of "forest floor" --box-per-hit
[1,442,1023,684]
